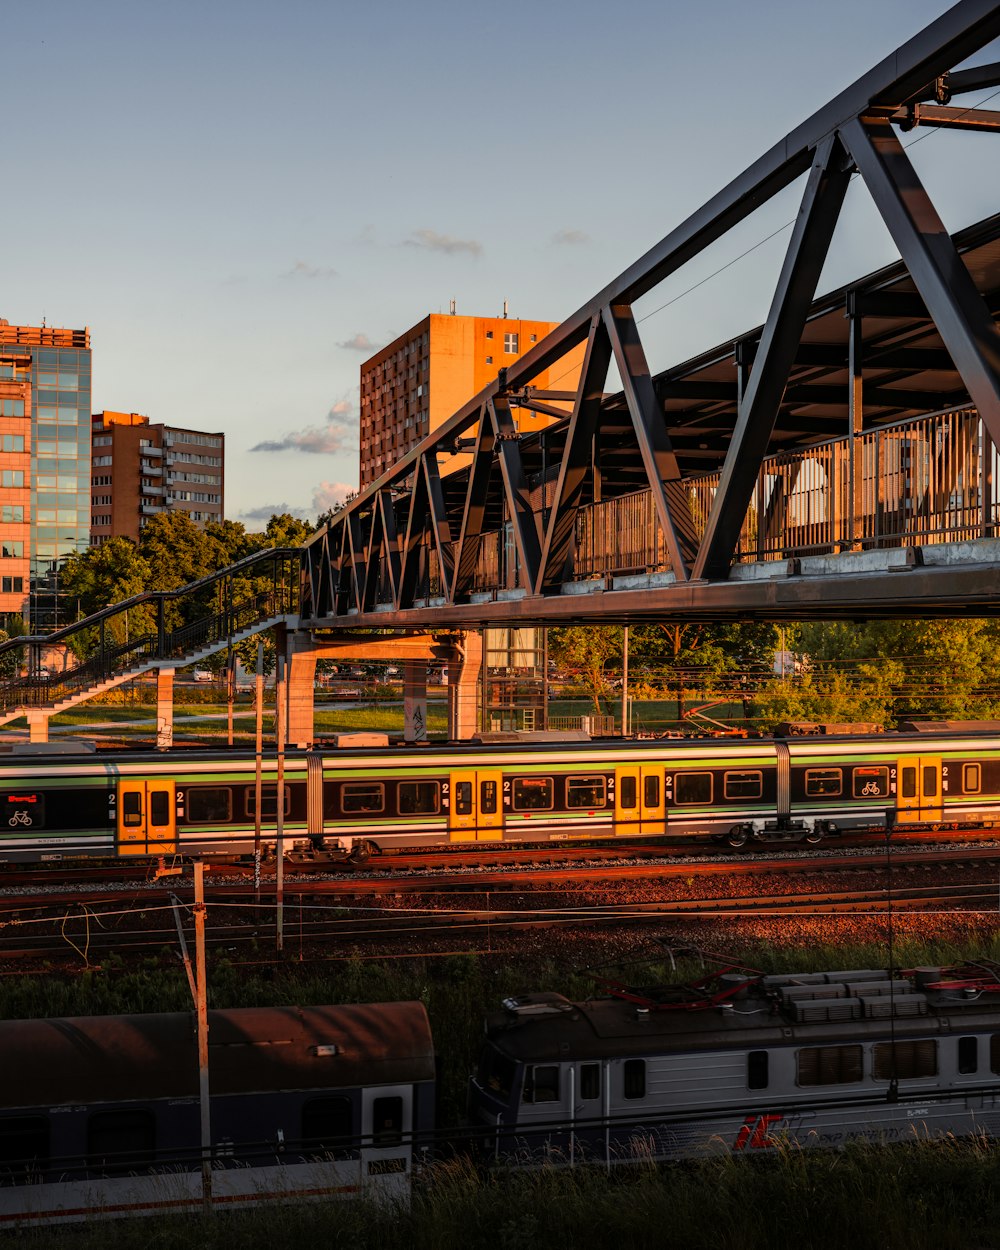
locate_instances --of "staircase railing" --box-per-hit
[0,548,301,712]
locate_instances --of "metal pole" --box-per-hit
[226,647,235,748]
[193,861,213,1211]
[254,638,263,917]
[621,625,629,736]
[276,650,285,954]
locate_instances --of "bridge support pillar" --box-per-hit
[156,668,174,750]
[403,663,427,741]
[285,628,317,748]
[448,631,482,741]
[26,710,48,744]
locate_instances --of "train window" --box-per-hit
[481,779,498,815]
[580,1063,601,1100]
[454,781,473,816]
[963,763,982,795]
[341,783,384,814]
[524,1065,560,1103]
[87,1109,155,1174]
[187,788,233,823]
[478,1043,517,1098]
[991,1035,1000,1074]
[149,790,171,827]
[0,792,45,829]
[567,776,607,808]
[724,771,762,800]
[302,1097,353,1156]
[796,1045,863,1086]
[922,765,937,798]
[371,1096,403,1147]
[900,766,917,800]
[619,774,638,810]
[0,1116,49,1180]
[805,769,842,797]
[623,1059,646,1100]
[958,1036,978,1074]
[675,772,712,805]
[852,767,889,799]
[747,1050,769,1090]
[122,790,142,827]
[512,778,554,811]
[873,1040,936,1080]
[244,785,291,819]
[398,781,440,814]
[644,774,661,808]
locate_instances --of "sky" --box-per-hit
[3,0,999,528]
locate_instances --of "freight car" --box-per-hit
[0,1001,434,1226]
[0,720,999,863]
[469,963,1000,1164]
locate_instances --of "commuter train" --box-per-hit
[469,962,1000,1164]
[0,1001,435,1226]
[0,719,999,864]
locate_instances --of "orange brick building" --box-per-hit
[91,411,225,544]
[359,313,583,487]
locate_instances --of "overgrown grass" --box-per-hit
[13,1141,1000,1249]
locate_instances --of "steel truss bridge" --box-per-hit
[302,0,1000,629]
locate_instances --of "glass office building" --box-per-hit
[0,322,91,632]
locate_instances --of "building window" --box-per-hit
[530,333,537,342]
[504,332,519,354]
[485,330,493,339]
[0,506,23,523]
[0,471,23,488]
[1,577,23,594]
[0,435,24,453]
[485,356,493,364]
[1,542,22,559]
[0,400,23,418]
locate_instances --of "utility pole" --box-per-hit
[275,650,286,954]
[254,638,263,918]
[621,625,629,737]
[194,861,212,1210]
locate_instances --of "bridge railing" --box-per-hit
[574,407,989,578]
[0,548,301,712]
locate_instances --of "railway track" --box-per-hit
[2,866,1000,964]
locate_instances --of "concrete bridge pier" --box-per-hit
[27,710,48,744]
[156,668,174,750]
[448,631,482,740]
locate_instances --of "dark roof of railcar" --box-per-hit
[2,1001,434,1110]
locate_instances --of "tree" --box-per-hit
[548,626,624,712]
[59,539,152,619]
[262,512,315,548]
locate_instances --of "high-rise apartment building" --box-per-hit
[359,313,583,487]
[91,412,225,544]
[0,320,91,631]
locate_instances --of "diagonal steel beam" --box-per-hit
[377,488,402,607]
[488,394,542,593]
[604,304,698,580]
[840,114,1000,452]
[450,405,495,602]
[398,461,431,610]
[536,315,612,592]
[695,135,853,580]
[423,453,455,593]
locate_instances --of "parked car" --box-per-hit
[193,669,214,682]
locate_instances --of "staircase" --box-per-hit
[0,547,301,726]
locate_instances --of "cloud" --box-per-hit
[311,480,356,515]
[249,400,356,455]
[238,503,296,523]
[338,332,382,353]
[551,228,590,246]
[285,260,338,280]
[404,228,483,258]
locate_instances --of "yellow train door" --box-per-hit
[449,770,503,842]
[615,766,664,837]
[117,779,177,856]
[896,756,942,824]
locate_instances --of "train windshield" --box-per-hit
[476,1043,517,1100]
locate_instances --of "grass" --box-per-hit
[13,1141,1000,1249]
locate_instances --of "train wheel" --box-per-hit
[348,840,375,866]
[725,826,749,849]
[803,829,824,845]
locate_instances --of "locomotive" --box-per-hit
[468,962,1000,1164]
[0,1001,434,1226]
[0,719,997,862]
